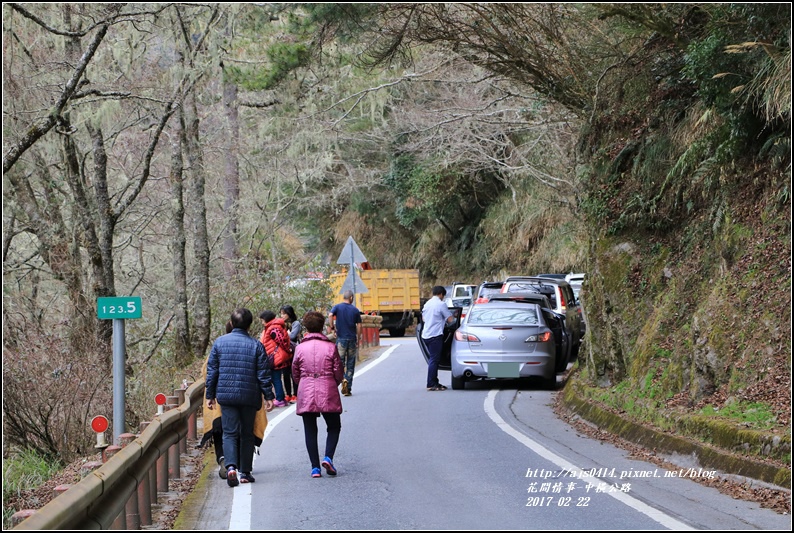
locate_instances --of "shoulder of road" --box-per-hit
[558,376,790,491]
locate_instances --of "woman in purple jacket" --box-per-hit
[292,311,344,478]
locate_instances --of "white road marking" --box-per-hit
[483,390,694,530]
[228,344,400,529]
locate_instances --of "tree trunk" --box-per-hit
[170,117,193,367]
[183,95,211,358]
[222,73,241,279]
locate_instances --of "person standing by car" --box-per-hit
[421,285,455,391]
[328,290,362,396]
[292,311,345,478]
[206,308,275,487]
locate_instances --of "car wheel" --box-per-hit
[451,374,465,390]
[545,375,557,390]
[388,327,405,337]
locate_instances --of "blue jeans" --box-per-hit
[424,335,443,388]
[220,404,256,473]
[271,368,285,402]
[336,338,358,392]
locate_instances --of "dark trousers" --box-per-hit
[220,404,256,473]
[424,334,444,388]
[301,413,341,469]
[282,363,295,396]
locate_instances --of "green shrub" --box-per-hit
[2,448,63,529]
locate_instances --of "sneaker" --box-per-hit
[227,466,239,487]
[240,472,256,483]
[311,467,322,478]
[218,456,227,479]
[341,379,349,396]
[273,400,288,407]
[288,395,297,403]
[343,391,352,397]
[427,384,447,391]
[321,456,337,476]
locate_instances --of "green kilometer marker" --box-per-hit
[97,297,142,320]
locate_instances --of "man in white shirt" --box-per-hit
[421,285,455,391]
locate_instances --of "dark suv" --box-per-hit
[501,276,583,362]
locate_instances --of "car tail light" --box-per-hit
[455,330,481,342]
[475,297,489,304]
[559,290,566,310]
[526,331,552,343]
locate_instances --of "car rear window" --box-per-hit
[468,306,540,325]
[453,286,469,298]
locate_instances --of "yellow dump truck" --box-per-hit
[329,268,421,337]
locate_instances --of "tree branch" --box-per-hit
[3,4,123,174]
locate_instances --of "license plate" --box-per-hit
[487,362,520,378]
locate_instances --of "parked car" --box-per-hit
[444,282,477,308]
[535,273,567,280]
[564,273,587,338]
[487,292,571,373]
[501,276,583,361]
[447,293,567,390]
[474,281,505,304]
[565,273,585,301]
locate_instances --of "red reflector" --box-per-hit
[524,362,540,365]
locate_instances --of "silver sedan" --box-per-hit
[450,298,565,390]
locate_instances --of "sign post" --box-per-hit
[336,236,369,308]
[97,296,142,444]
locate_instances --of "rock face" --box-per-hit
[579,181,791,440]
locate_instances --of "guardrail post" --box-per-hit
[128,431,152,527]
[119,432,136,446]
[185,381,197,440]
[166,396,181,480]
[117,433,140,530]
[140,421,158,508]
[104,445,122,462]
[175,388,187,454]
[80,460,104,478]
[156,446,169,492]
[111,509,127,530]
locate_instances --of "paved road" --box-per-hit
[185,337,790,530]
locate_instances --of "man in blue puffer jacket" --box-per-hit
[206,308,275,487]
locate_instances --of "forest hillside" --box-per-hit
[2,4,790,517]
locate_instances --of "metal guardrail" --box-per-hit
[12,380,205,530]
